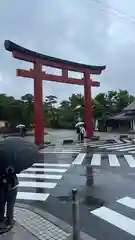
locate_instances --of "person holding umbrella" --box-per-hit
[16,124,26,137]
[0,137,43,234]
[75,121,85,141]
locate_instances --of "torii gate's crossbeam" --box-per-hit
[16,69,100,87]
[4,40,106,145]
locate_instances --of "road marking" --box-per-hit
[33,163,70,168]
[108,154,120,166]
[116,140,124,143]
[123,139,132,143]
[129,151,135,153]
[72,153,86,165]
[91,206,135,236]
[106,143,132,150]
[62,150,80,153]
[17,192,49,201]
[24,167,67,173]
[91,154,101,166]
[19,181,57,188]
[124,155,135,167]
[119,145,135,151]
[17,173,62,180]
[98,143,130,149]
[92,143,115,148]
[89,142,120,148]
[40,151,79,154]
[117,196,135,209]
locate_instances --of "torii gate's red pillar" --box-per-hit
[34,60,44,145]
[84,70,93,138]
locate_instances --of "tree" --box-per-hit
[0,89,134,130]
[8,99,24,126]
[21,93,34,126]
[92,93,108,119]
[92,90,135,120]
[69,93,84,109]
[0,94,16,122]
[59,99,73,123]
[59,100,70,109]
[112,89,135,113]
[44,95,58,125]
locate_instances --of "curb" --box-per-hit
[15,203,96,240]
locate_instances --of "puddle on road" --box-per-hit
[57,196,72,202]
[57,195,105,211]
[82,196,105,210]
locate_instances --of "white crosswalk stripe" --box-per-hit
[39,140,107,154]
[124,155,135,168]
[87,141,132,149]
[119,145,135,152]
[91,154,101,166]
[19,181,57,188]
[91,139,135,153]
[23,167,67,173]
[122,139,132,143]
[40,139,135,154]
[40,145,83,154]
[17,163,70,202]
[90,196,135,237]
[72,153,86,165]
[106,143,132,150]
[108,154,120,167]
[129,150,135,153]
[87,154,135,168]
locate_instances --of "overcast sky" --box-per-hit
[0,0,135,102]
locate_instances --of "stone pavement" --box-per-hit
[0,204,95,240]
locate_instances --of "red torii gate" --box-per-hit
[4,40,106,145]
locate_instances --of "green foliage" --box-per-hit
[93,90,135,119]
[0,89,134,128]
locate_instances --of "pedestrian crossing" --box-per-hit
[39,139,135,155]
[81,153,135,168]
[17,163,70,202]
[90,196,135,237]
[40,144,83,154]
[40,140,107,154]
[88,139,135,154]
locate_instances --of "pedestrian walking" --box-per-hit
[79,125,85,141]
[16,124,26,137]
[75,121,85,142]
[0,166,19,233]
[76,126,80,141]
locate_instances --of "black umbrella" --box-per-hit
[0,137,43,174]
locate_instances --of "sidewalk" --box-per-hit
[0,206,70,240]
[0,204,95,240]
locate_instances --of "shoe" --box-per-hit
[5,219,15,230]
[0,222,7,234]
[0,222,5,229]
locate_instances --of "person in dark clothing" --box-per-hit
[0,166,19,232]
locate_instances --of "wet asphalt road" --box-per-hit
[14,129,135,240]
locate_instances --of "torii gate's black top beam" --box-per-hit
[4,40,106,71]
